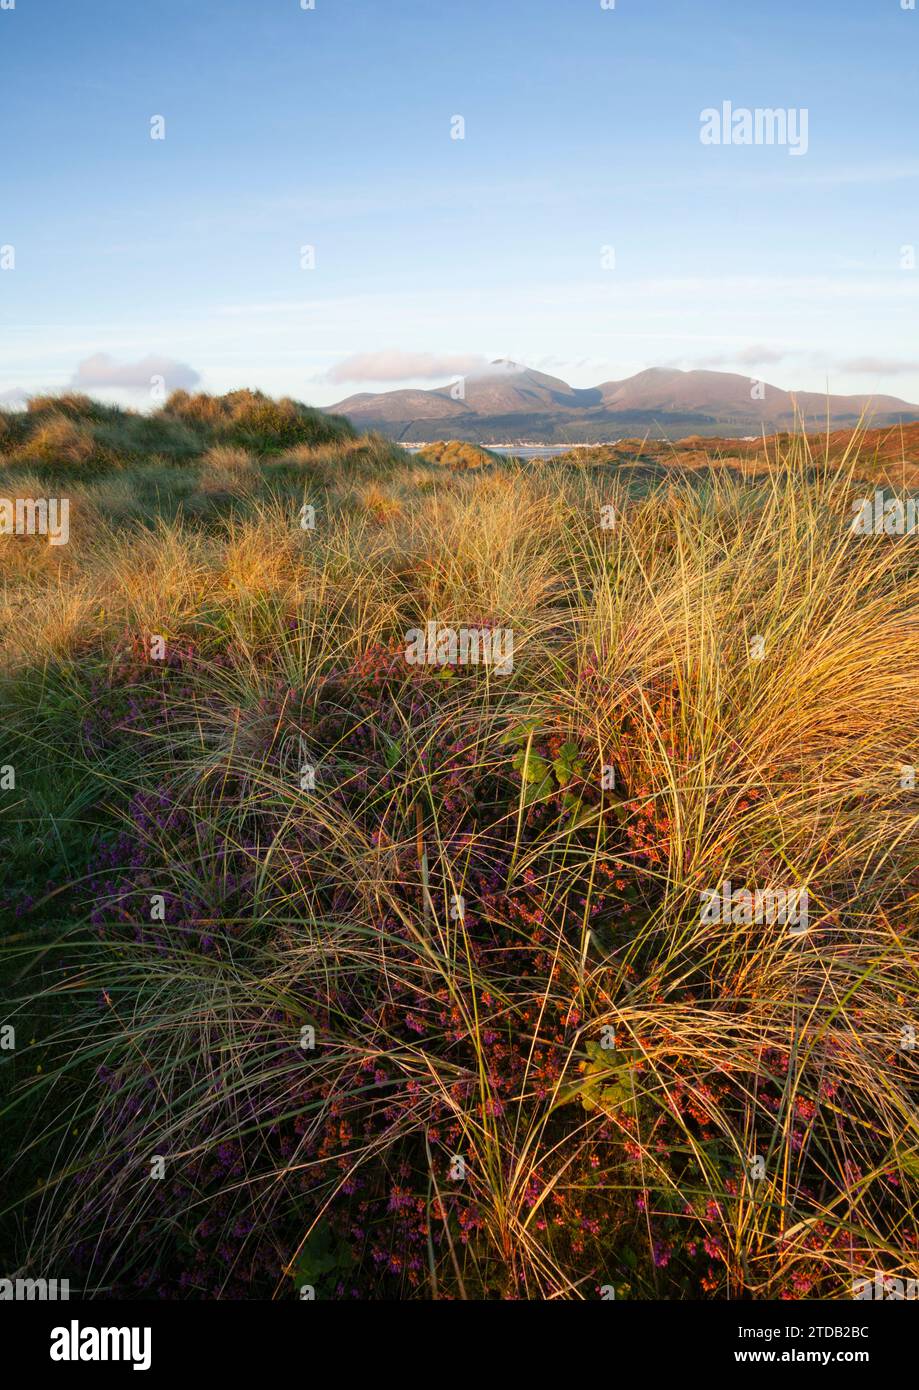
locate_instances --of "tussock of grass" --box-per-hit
[417,439,497,470]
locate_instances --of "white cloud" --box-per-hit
[326,350,489,385]
[71,352,201,392]
[836,356,919,376]
[695,345,791,368]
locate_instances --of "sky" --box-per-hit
[1,0,918,409]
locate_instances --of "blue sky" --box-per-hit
[2,0,918,407]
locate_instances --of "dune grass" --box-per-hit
[2,403,919,1299]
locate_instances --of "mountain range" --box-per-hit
[327,361,919,443]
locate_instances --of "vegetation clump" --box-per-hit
[0,389,356,481]
[417,439,496,470]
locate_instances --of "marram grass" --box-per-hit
[2,400,918,1299]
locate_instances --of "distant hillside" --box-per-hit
[550,420,919,488]
[328,361,919,443]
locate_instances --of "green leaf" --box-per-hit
[513,747,553,805]
[382,737,402,769]
[499,718,541,747]
[513,748,550,784]
[289,1220,354,1288]
[553,741,584,787]
[552,1043,637,1116]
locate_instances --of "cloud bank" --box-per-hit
[71,353,201,392]
[326,350,488,385]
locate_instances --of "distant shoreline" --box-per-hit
[402,442,620,457]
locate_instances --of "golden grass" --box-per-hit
[4,427,919,1298]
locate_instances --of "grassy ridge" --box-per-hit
[2,398,919,1299]
[0,387,356,474]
